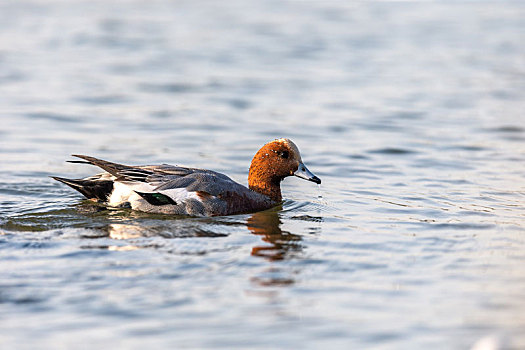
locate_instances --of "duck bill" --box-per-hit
[294,162,321,184]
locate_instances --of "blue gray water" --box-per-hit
[1,1,524,349]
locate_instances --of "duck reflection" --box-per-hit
[107,223,145,240]
[247,210,303,261]
[79,203,306,262]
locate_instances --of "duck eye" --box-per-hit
[280,151,289,159]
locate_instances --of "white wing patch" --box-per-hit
[158,188,201,203]
[108,181,203,208]
[108,181,154,206]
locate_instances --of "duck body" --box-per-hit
[53,139,320,217]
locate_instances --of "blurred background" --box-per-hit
[0,1,524,349]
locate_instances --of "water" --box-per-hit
[1,1,524,349]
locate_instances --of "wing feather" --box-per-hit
[71,155,239,197]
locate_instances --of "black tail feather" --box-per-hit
[52,176,113,202]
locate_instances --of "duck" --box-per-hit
[52,138,321,217]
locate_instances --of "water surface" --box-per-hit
[1,1,524,349]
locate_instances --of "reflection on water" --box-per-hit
[107,223,143,240]
[98,210,310,287]
[247,209,303,261]
[89,207,309,263]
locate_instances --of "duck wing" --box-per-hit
[65,155,275,216]
[71,154,155,183]
[72,155,234,188]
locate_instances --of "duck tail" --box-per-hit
[51,176,114,202]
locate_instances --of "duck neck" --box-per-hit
[248,167,282,203]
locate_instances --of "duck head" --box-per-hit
[248,138,321,202]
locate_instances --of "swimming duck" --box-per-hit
[52,138,321,216]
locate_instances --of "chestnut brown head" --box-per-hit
[248,138,320,201]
